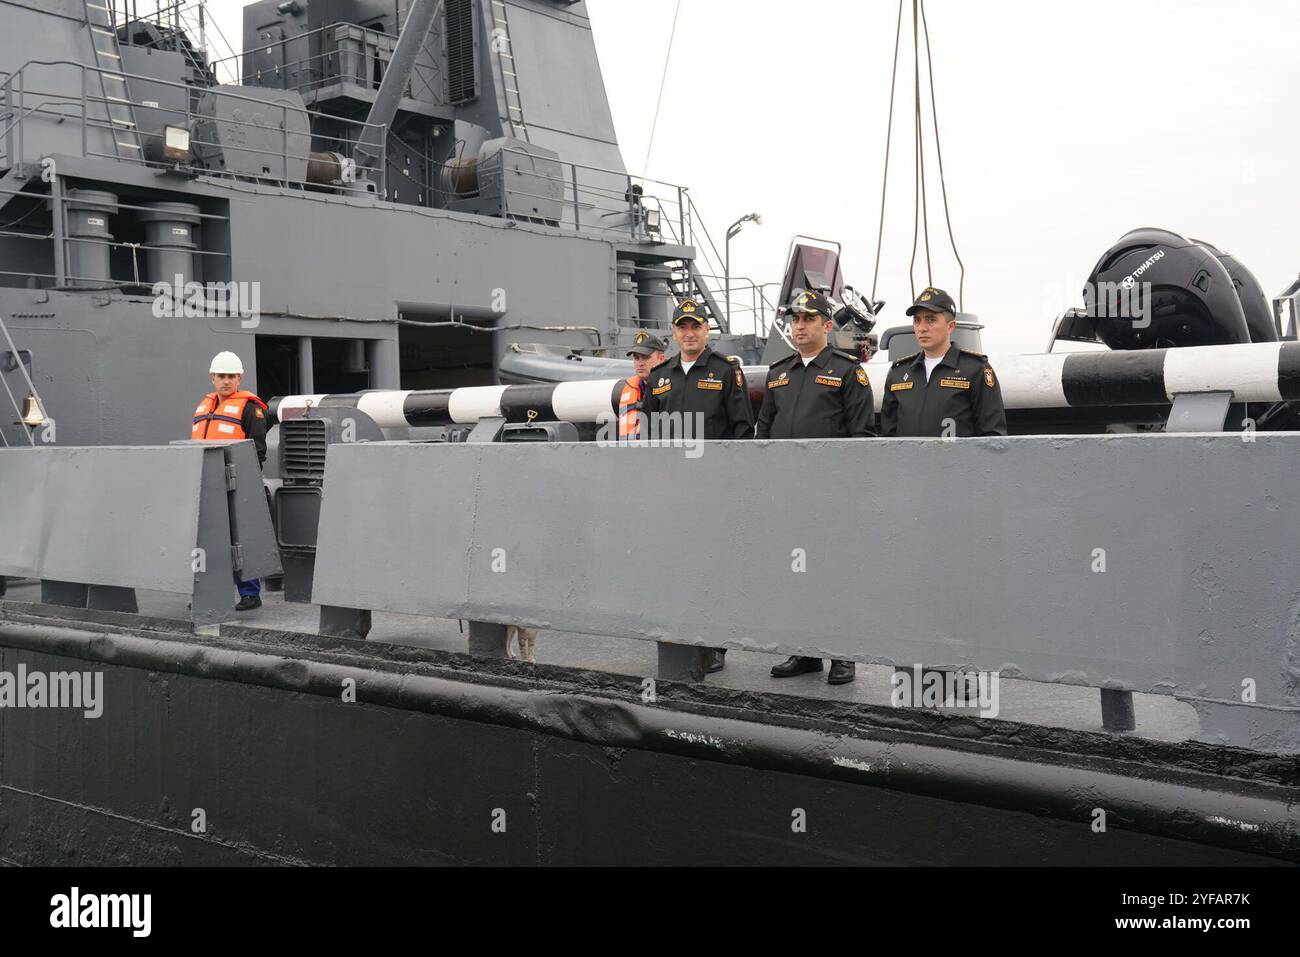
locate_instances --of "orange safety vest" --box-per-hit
[191,390,267,440]
[618,375,644,438]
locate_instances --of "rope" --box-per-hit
[642,0,682,175]
[876,0,964,307]
[870,0,905,303]
[920,0,965,310]
[908,0,932,298]
[127,242,140,285]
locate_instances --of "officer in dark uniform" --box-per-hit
[880,287,1006,437]
[881,287,1005,707]
[644,298,754,674]
[643,298,755,442]
[756,291,876,440]
[761,290,874,685]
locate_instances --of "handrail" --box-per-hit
[1,59,389,188]
[208,21,442,101]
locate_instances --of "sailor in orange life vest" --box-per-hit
[617,331,667,439]
[191,351,269,611]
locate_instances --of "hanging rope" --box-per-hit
[908,0,933,298]
[873,0,965,308]
[920,0,966,310]
[870,0,905,303]
[642,0,683,175]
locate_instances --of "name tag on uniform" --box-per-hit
[939,377,970,390]
[652,383,672,396]
[889,381,914,392]
[766,377,789,389]
[697,379,723,391]
[814,375,842,387]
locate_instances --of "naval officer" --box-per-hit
[880,287,1006,437]
[643,298,754,674]
[642,298,755,442]
[760,290,874,686]
[880,287,1005,706]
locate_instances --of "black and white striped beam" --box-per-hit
[272,379,623,428]
[272,340,1300,426]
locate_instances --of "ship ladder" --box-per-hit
[81,0,143,161]
[489,0,529,142]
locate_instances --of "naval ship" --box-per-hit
[0,0,1297,866]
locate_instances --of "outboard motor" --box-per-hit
[1192,239,1280,343]
[1085,227,1251,349]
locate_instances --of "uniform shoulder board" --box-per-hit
[891,352,919,367]
[724,354,743,365]
[648,356,673,372]
[959,349,989,361]
[832,349,860,363]
[770,352,799,368]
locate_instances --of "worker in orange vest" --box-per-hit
[192,351,268,611]
[617,331,667,439]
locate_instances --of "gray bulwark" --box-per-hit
[310,434,1300,752]
[0,443,279,626]
[0,446,205,592]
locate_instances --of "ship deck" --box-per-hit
[1,579,1198,743]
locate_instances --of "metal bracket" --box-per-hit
[1167,391,1233,432]
[1272,276,1300,340]
[230,543,244,573]
[224,462,237,490]
[466,415,507,443]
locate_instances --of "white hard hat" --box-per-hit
[209,351,243,375]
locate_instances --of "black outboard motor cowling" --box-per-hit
[1192,239,1280,343]
[1085,227,1251,349]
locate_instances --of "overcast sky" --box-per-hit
[204,0,1300,353]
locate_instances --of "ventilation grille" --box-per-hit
[446,0,478,104]
[280,418,329,482]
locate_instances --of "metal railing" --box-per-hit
[0,60,387,191]
[0,177,234,290]
[104,0,238,83]
[207,22,443,106]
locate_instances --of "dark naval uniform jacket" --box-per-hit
[880,344,1007,437]
[643,346,755,439]
[756,346,876,439]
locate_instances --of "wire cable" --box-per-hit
[642,0,682,176]
[920,0,966,310]
[870,0,905,303]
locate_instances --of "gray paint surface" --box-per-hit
[311,434,1300,730]
[0,445,204,591]
[0,443,279,620]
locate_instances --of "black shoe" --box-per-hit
[771,655,823,678]
[706,649,726,674]
[234,595,262,611]
[827,660,855,685]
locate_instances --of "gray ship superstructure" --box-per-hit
[0,0,756,449]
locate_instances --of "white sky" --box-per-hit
[202,0,1300,353]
